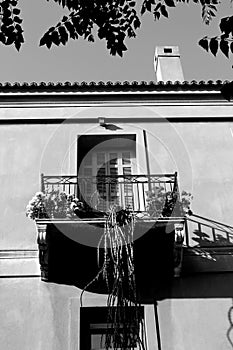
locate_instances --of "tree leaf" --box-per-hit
[46,39,52,49]
[116,48,123,57]
[230,16,233,36]
[209,37,218,56]
[160,5,168,18]
[0,33,6,44]
[15,40,21,51]
[88,34,94,42]
[39,35,47,47]
[146,1,151,12]
[62,16,68,22]
[15,23,24,34]
[220,39,229,57]
[5,35,15,45]
[140,4,146,15]
[164,0,175,7]
[58,26,68,45]
[198,37,209,52]
[12,8,20,15]
[219,16,231,36]
[51,30,60,46]
[133,17,140,30]
[3,9,12,18]
[64,21,78,39]
[153,11,160,20]
[2,17,13,26]
[154,3,161,12]
[14,16,23,24]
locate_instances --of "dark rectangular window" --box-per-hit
[80,307,144,350]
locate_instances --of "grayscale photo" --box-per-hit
[1,1,233,349]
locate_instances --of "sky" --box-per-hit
[0,0,233,83]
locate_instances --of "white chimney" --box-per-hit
[154,46,184,82]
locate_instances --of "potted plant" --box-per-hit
[26,190,86,280]
[146,186,193,218]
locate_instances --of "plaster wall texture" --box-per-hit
[1,105,233,248]
[1,104,233,349]
[0,278,159,350]
[0,277,233,350]
[158,297,233,350]
[156,57,184,83]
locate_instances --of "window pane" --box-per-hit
[83,167,92,176]
[97,167,106,176]
[110,168,118,176]
[97,153,105,165]
[91,326,138,349]
[83,153,92,166]
[123,167,132,176]
[122,152,131,165]
[109,153,118,164]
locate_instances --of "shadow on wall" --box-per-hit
[42,221,176,304]
[227,300,233,348]
[192,228,233,247]
[39,218,233,302]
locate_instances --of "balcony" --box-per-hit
[181,214,233,276]
[40,172,181,218]
[35,172,233,301]
[35,171,185,297]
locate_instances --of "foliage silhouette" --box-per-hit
[1,0,233,60]
[39,0,222,56]
[0,0,24,51]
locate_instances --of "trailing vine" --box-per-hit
[81,205,145,350]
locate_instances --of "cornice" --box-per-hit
[0,80,230,108]
[0,80,226,93]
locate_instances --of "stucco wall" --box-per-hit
[1,108,233,248]
[159,297,233,350]
[1,277,233,350]
[1,103,233,349]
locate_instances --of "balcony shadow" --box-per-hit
[185,228,233,262]
[43,221,175,304]
[192,228,232,247]
[168,226,233,300]
[41,221,233,302]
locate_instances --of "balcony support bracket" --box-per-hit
[174,222,185,277]
[36,222,49,282]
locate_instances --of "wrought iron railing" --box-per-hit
[184,213,233,247]
[41,172,179,215]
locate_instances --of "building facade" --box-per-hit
[1,52,233,349]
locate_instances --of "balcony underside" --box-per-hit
[37,218,182,303]
[35,216,233,302]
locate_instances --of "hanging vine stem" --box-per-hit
[80,205,146,350]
